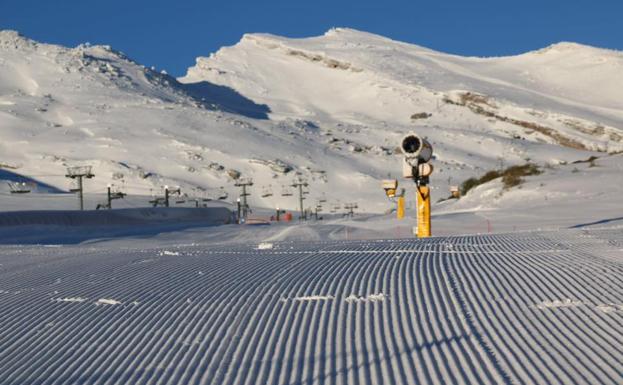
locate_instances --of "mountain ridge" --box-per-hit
[1,29,622,212]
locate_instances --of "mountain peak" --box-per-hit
[0,30,24,41]
[0,29,35,48]
[533,41,622,56]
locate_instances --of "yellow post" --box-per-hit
[415,185,431,237]
[397,196,405,220]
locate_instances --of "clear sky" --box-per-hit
[2,0,621,76]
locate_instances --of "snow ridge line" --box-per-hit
[442,244,513,385]
[448,233,623,385]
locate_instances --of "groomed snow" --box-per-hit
[0,227,621,384]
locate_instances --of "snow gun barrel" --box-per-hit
[400,133,432,166]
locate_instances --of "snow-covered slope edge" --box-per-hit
[183,28,623,152]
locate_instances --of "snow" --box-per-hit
[344,293,387,303]
[535,298,583,309]
[53,297,88,303]
[160,250,181,256]
[291,295,335,302]
[1,29,622,216]
[595,304,620,314]
[1,227,622,384]
[1,27,623,384]
[256,242,273,250]
[94,298,122,306]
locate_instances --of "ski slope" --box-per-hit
[2,29,623,214]
[1,227,622,385]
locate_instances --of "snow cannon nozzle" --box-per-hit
[401,135,421,155]
[400,133,432,166]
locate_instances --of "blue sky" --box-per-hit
[2,0,621,76]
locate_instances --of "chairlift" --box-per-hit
[65,165,94,179]
[261,186,273,198]
[107,184,126,199]
[111,192,126,200]
[96,202,110,210]
[175,193,186,204]
[8,182,31,194]
[217,187,228,200]
[149,197,165,207]
[281,185,293,197]
[68,179,80,193]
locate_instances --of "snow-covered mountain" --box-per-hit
[1,28,622,212]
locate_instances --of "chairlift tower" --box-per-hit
[344,203,358,218]
[291,178,309,220]
[164,185,181,207]
[106,184,126,209]
[65,166,94,210]
[235,178,253,220]
[148,185,180,207]
[314,202,323,220]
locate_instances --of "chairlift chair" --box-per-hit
[96,202,110,210]
[111,192,126,200]
[68,179,80,193]
[8,182,31,194]
[217,187,228,200]
[261,186,273,198]
[281,185,293,197]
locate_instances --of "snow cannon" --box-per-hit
[382,179,399,198]
[400,133,432,167]
[401,133,433,179]
[399,132,433,238]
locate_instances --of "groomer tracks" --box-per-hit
[0,228,622,385]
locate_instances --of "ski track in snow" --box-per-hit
[0,228,622,384]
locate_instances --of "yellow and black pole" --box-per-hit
[415,184,431,237]
[400,133,434,238]
[382,180,406,220]
[396,193,405,220]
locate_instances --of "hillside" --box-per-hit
[1,29,623,213]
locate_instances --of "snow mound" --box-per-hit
[95,298,122,306]
[535,298,583,309]
[345,292,387,303]
[53,297,87,303]
[256,242,273,250]
[292,295,335,302]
